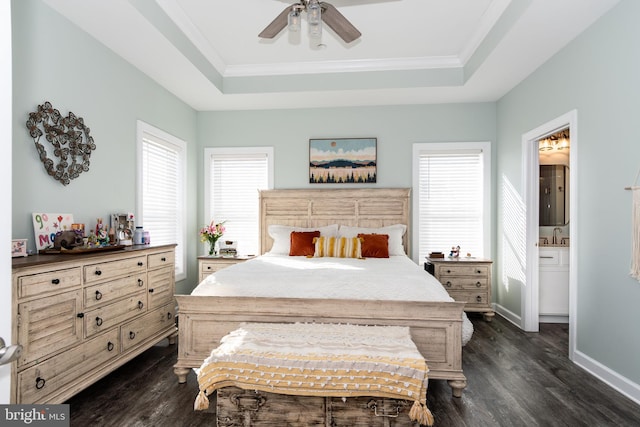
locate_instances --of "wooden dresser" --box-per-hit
[11,244,177,404]
[197,255,254,283]
[427,257,495,321]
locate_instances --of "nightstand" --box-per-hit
[426,257,495,321]
[198,255,255,283]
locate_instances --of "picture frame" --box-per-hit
[32,213,74,251]
[309,138,377,184]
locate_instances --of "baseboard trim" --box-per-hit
[492,303,521,328]
[491,304,640,407]
[573,350,640,406]
[539,315,569,324]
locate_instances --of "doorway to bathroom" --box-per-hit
[522,110,577,361]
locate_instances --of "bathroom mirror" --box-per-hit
[540,165,569,226]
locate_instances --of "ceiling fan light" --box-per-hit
[288,9,301,32]
[307,0,321,24]
[308,21,322,39]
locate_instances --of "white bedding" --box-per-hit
[192,254,473,345]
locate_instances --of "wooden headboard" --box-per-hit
[259,188,411,255]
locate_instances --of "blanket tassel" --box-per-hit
[194,390,210,411]
[410,400,434,426]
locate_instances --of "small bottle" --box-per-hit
[133,226,144,245]
[143,231,150,245]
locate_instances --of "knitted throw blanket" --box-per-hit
[632,187,640,281]
[195,322,434,426]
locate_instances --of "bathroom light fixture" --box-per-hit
[539,130,570,152]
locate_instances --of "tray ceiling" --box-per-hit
[42,0,619,110]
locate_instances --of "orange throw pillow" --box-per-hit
[289,231,321,256]
[358,233,390,258]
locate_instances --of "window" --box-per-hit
[137,121,187,280]
[412,142,491,263]
[205,147,274,256]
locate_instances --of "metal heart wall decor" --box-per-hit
[26,101,96,186]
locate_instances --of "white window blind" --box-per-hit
[138,122,186,280]
[206,148,272,256]
[417,148,485,261]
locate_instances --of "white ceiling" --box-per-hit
[42,0,619,111]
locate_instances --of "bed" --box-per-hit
[174,188,469,397]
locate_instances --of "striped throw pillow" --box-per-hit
[313,236,362,258]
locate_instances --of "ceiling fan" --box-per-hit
[259,0,362,44]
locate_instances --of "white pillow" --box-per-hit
[338,224,407,256]
[268,224,339,255]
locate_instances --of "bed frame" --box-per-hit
[174,188,467,397]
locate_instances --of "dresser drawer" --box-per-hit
[84,291,147,338]
[448,290,488,306]
[436,264,489,277]
[17,290,83,367]
[121,303,176,352]
[147,266,174,309]
[441,277,488,290]
[148,251,174,269]
[200,259,239,274]
[84,256,147,284]
[17,328,119,404]
[18,267,81,299]
[84,273,147,309]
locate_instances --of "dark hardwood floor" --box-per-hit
[66,315,640,426]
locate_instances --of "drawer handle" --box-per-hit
[148,288,154,293]
[129,331,136,340]
[367,399,400,418]
[161,257,167,262]
[138,262,143,267]
[51,278,60,285]
[138,279,144,287]
[207,266,212,270]
[35,377,46,390]
[476,295,482,302]
[445,281,452,288]
[446,269,451,273]
[230,392,266,411]
[167,312,173,320]
[95,290,103,300]
[138,301,144,310]
[94,270,102,276]
[77,313,84,318]
[107,341,114,352]
[96,317,103,327]
[476,270,482,274]
[540,256,554,259]
[476,282,481,288]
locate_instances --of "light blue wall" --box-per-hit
[197,104,495,187]
[11,0,198,294]
[195,103,496,272]
[496,0,640,384]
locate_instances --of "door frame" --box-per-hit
[522,110,577,360]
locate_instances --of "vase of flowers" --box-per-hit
[200,220,226,256]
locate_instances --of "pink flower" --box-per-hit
[200,220,226,243]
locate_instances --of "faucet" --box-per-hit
[552,227,562,245]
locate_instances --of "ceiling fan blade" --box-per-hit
[321,2,362,43]
[259,5,292,39]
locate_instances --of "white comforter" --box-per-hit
[191,254,473,344]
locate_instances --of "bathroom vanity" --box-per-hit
[539,246,569,323]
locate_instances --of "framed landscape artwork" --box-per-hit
[309,138,377,184]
